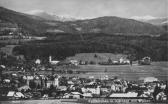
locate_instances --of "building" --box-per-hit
[35,59,41,64]
[70,60,79,66]
[49,56,60,65]
[85,85,100,95]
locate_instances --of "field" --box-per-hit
[77,62,168,81]
[34,61,168,81]
[3,61,167,81]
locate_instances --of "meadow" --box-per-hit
[34,61,168,81]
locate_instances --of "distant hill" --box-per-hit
[0,7,165,36]
[69,16,164,35]
[0,7,50,34]
[145,17,168,25]
[131,16,168,25]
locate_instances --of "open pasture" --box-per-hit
[77,62,168,81]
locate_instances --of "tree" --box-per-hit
[165,81,168,100]
[29,81,36,89]
[108,58,112,63]
[37,83,41,89]
[153,84,161,100]
[94,54,98,58]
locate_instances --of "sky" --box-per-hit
[0,0,167,19]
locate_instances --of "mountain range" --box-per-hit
[131,16,168,25]
[0,7,166,35]
[25,10,77,22]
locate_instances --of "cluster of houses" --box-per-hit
[0,65,167,103]
[99,57,131,65]
[0,55,164,103]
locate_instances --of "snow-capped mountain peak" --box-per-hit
[25,10,46,15]
[25,10,77,21]
[131,15,168,25]
[131,15,157,21]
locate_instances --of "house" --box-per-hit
[23,76,34,80]
[140,77,158,83]
[119,57,130,64]
[49,56,60,65]
[138,57,151,65]
[7,91,25,99]
[46,81,54,88]
[7,91,15,98]
[63,92,83,99]
[113,61,119,64]
[85,85,100,95]
[79,60,88,65]
[3,79,10,83]
[67,80,74,85]
[101,86,110,93]
[58,86,67,91]
[35,59,41,64]
[53,78,59,87]
[83,93,93,98]
[119,57,124,63]
[16,55,25,61]
[70,60,78,66]
[0,65,6,69]
[156,92,167,101]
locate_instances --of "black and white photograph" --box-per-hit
[0,0,167,104]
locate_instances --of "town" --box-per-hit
[0,0,167,104]
[0,54,167,103]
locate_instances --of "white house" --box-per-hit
[119,57,124,63]
[70,59,78,66]
[49,56,60,65]
[119,57,130,64]
[85,85,100,95]
[54,78,59,87]
[83,93,93,98]
[3,79,10,83]
[63,92,82,99]
[35,59,41,64]
[7,91,25,99]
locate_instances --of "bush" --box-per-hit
[89,61,96,65]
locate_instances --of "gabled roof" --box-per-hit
[7,91,15,97]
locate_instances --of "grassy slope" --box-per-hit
[66,53,127,63]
